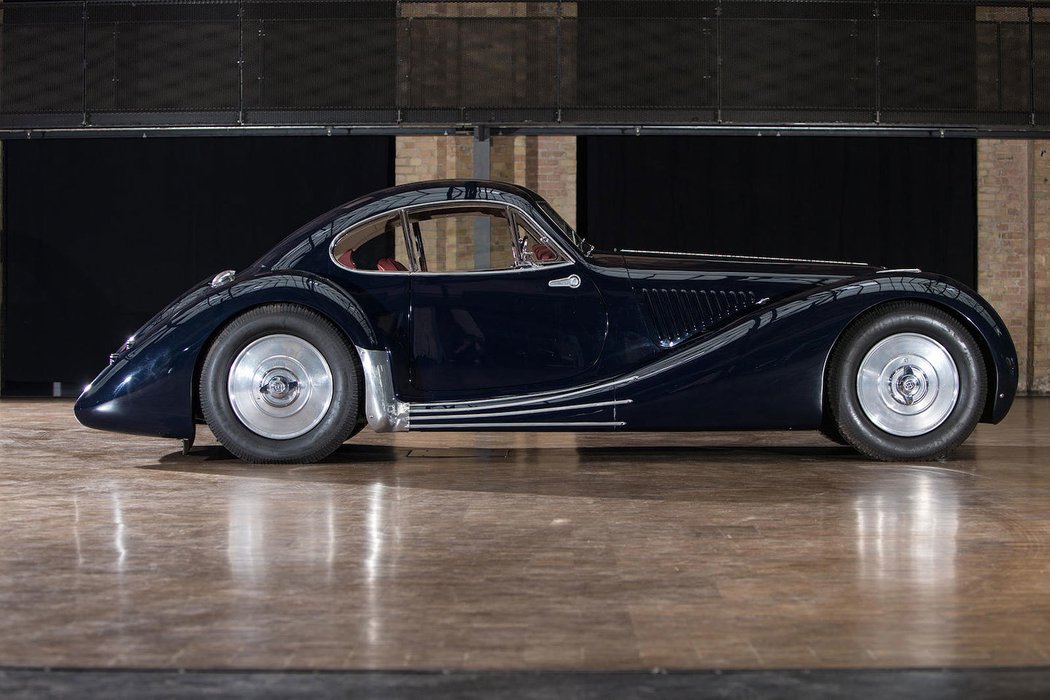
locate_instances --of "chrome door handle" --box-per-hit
[548,274,581,289]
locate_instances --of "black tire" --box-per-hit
[827,301,986,461]
[819,420,850,446]
[200,304,362,463]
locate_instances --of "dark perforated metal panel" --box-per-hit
[243,1,396,124]
[1036,11,1050,123]
[566,2,716,123]
[1,1,1048,132]
[0,4,84,123]
[84,2,240,121]
[402,12,560,122]
[720,3,877,123]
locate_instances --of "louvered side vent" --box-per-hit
[642,288,758,346]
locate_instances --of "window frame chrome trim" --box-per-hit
[329,210,416,275]
[329,199,576,276]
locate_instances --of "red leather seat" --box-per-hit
[377,257,408,272]
[337,249,357,269]
[533,243,557,262]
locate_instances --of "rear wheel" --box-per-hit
[827,302,986,461]
[200,304,361,463]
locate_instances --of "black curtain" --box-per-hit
[580,136,976,286]
[2,136,393,395]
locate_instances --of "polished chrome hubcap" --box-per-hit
[227,334,333,439]
[856,332,959,437]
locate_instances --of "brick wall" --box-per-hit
[1033,143,1050,393]
[977,140,1031,391]
[977,139,1050,395]
[396,134,577,229]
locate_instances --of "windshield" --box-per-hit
[531,195,591,255]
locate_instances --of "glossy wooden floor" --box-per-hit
[1,398,1049,671]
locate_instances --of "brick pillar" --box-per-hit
[977,139,1050,395]
[396,134,577,230]
[1033,142,1050,392]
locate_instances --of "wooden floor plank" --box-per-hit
[1,398,1048,670]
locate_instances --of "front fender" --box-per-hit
[74,272,377,439]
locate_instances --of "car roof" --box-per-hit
[344,179,544,212]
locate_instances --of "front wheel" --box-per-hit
[200,304,362,463]
[827,302,986,461]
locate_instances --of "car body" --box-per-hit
[75,180,1018,463]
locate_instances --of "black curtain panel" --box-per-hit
[2,136,393,395]
[579,136,976,287]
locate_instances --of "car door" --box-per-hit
[405,203,607,398]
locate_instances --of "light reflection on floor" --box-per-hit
[1,398,1048,670]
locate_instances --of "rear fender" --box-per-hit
[617,274,1018,430]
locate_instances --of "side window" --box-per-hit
[407,206,517,273]
[515,217,566,266]
[332,215,411,272]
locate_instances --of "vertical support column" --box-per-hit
[0,140,4,387]
[473,127,491,270]
[81,1,89,126]
[1031,141,1050,392]
[237,0,245,126]
[873,0,881,124]
[977,138,1033,394]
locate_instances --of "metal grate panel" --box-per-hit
[84,9,241,116]
[243,1,396,121]
[1036,12,1050,122]
[567,2,716,121]
[0,4,83,119]
[2,1,1049,132]
[402,16,560,122]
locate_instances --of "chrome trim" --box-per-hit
[617,249,869,267]
[400,199,575,271]
[877,268,922,274]
[410,399,630,422]
[411,421,625,429]
[548,274,581,289]
[330,211,414,275]
[227,334,334,440]
[210,269,236,288]
[399,208,416,271]
[329,199,576,274]
[411,374,641,412]
[507,206,524,267]
[856,332,960,437]
[356,348,409,432]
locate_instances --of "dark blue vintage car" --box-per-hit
[75,180,1017,463]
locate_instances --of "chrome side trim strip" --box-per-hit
[411,375,640,412]
[617,248,869,266]
[410,399,630,422]
[411,421,625,429]
[356,348,410,432]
